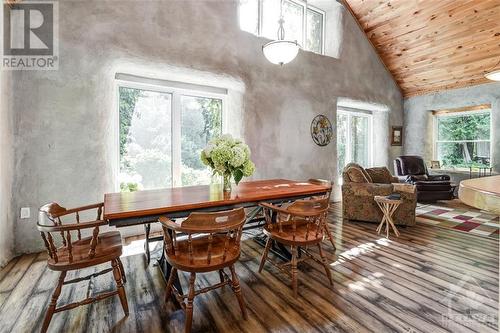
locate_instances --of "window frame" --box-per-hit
[247,0,326,55]
[432,109,492,169]
[115,79,227,190]
[337,109,374,174]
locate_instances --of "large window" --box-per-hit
[337,111,373,179]
[118,82,223,191]
[434,110,491,169]
[239,0,325,54]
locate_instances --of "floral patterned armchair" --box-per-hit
[341,163,417,226]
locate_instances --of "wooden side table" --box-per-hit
[374,196,401,238]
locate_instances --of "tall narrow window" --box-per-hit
[337,111,373,180]
[119,87,173,191]
[306,7,323,54]
[241,0,325,55]
[118,82,224,191]
[181,96,222,186]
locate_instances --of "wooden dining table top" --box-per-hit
[104,179,330,221]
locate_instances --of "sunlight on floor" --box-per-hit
[332,237,392,267]
[122,238,159,257]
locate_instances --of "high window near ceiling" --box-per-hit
[239,0,325,54]
[433,107,491,169]
[117,75,225,191]
[337,109,373,181]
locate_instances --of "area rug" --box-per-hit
[416,201,500,239]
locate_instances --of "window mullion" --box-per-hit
[172,92,182,187]
[347,115,352,163]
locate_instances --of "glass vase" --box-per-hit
[223,173,232,193]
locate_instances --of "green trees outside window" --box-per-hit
[436,112,491,169]
[119,85,222,192]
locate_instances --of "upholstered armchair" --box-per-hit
[341,163,417,226]
[394,156,454,202]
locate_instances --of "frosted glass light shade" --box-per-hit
[262,40,300,65]
[485,69,500,81]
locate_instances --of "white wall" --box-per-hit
[6,0,403,256]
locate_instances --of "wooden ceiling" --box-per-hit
[343,0,500,97]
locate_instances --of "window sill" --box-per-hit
[429,168,492,174]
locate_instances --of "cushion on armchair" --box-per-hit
[344,163,372,183]
[366,167,396,184]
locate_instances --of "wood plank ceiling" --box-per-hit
[343,0,500,97]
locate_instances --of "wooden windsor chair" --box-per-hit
[37,202,128,333]
[258,197,333,298]
[308,178,336,250]
[159,207,248,333]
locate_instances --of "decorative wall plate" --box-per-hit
[310,115,333,146]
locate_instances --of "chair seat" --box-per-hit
[166,235,240,272]
[48,231,123,271]
[264,223,324,246]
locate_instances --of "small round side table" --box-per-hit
[374,196,402,238]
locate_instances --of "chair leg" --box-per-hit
[112,259,129,316]
[117,257,127,284]
[291,246,298,298]
[317,243,333,286]
[218,269,225,284]
[41,271,66,333]
[258,237,272,273]
[165,267,177,303]
[323,224,336,250]
[185,272,196,333]
[229,264,248,320]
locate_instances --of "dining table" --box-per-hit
[103,178,331,292]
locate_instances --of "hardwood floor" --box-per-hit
[0,203,498,333]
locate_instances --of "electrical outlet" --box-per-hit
[20,207,30,219]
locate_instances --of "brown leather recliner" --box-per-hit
[394,156,454,202]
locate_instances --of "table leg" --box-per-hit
[144,223,151,265]
[157,226,183,301]
[376,216,385,234]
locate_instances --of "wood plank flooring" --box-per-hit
[0,203,498,333]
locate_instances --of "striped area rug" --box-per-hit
[416,200,499,239]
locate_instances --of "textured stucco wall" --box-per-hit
[0,62,15,265]
[404,82,500,174]
[7,0,402,255]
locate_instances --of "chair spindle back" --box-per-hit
[261,197,329,242]
[160,208,246,265]
[37,202,106,263]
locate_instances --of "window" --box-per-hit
[118,81,224,191]
[239,0,325,54]
[434,110,491,169]
[337,110,373,179]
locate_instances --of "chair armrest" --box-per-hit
[259,202,291,214]
[57,202,103,216]
[158,216,183,231]
[393,183,416,194]
[428,174,450,181]
[37,219,107,232]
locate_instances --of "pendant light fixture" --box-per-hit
[484,59,500,81]
[262,0,301,65]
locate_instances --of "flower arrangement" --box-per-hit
[201,134,255,192]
